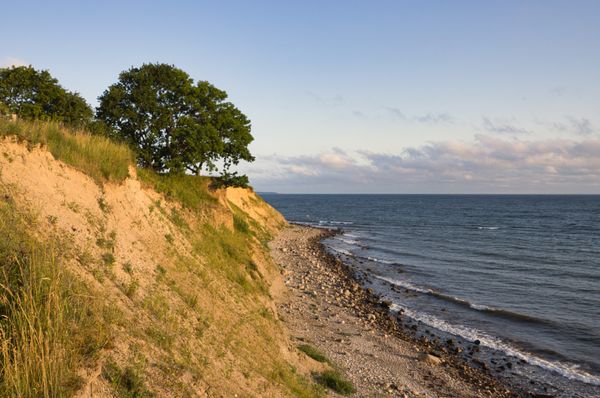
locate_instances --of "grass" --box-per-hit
[271,365,325,398]
[102,360,155,398]
[192,223,265,294]
[233,213,250,234]
[0,190,112,397]
[137,168,217,210]
[298,344,328,363]
[0,118,133,183]
[315,370,356,395]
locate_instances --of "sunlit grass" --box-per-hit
[0,191,112,397]
[0,118,133,183]
[137,168,217,209]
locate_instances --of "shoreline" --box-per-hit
[272,224,520,397]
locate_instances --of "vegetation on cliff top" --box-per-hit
[0,63,254,185]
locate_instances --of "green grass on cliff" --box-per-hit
[0,118,133,183]
[0,189,112,397]
[137,168,217,209]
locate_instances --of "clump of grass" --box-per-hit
[0,190,112,397]
[298,344,328,363]
[137,168,217,210]
[145,326,174,351]
[193,224,262,294]
[155,264,166,281]
[124,279,139,298]
[97,196,111,213]
[169,208,188,230]
[102,360,155,398]
[96,230,117,251]
[123,261,134,275]
[271,364,325,398]
[233,213,250,234]
[315,370,356,395]
[101,252,115,266]
[0,118,133,183]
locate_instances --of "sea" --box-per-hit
[261,194,600,398]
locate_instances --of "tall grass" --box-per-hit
[0,193,111,397]
[0,118,133,183]
[0,249,68,397]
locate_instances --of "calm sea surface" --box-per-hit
[262,194,600,397]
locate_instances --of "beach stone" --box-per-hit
[419,353,442,366]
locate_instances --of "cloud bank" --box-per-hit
[247,135,600,193]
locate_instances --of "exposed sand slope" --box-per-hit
[0,137,319,397]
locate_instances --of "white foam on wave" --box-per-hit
[389,303,600,386]
[329,246,354,257]
[290,221,327,228]
[470,303,493,311]
[366,256,394,265]
[373,275,429,294]
[477,226,500,230]
[338,238,360,246]
[319,220,354,225]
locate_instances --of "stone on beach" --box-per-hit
[419,352,443,366]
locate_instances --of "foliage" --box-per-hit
[0,66,93,127]
[211,171,250,188]
[96,63,254,178]
[315,370,356,395]
[0,100,8,115]
[0,118,133,183]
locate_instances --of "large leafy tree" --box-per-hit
[0,66,93,127]
[96,63,254,177]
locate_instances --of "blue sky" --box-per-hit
[2,1,600,193]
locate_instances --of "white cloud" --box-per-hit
[245,135,600,193]
[482,117,531,135]
[383,107,453,124]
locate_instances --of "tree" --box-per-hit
[96,63,254,178]
[0,66,93,127]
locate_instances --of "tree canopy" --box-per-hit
[96,63,254,178]
[0,66,93,127]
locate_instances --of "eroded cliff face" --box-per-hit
[0,136,322,397]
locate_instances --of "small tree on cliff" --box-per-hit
[96,63,254,180]
[0,66,93,127]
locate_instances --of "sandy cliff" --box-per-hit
[0,132,324,397]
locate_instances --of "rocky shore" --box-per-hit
[272,224,522,398]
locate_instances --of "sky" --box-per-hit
[2,0,600,193]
